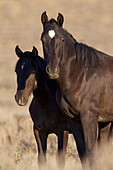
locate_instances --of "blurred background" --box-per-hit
[0,0,113,169]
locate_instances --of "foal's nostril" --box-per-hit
[15,94,17,102]
[18,99,22,105]
[15,93,20,103]
[22,96,26,103]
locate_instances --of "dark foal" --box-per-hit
[14,46,85,168]
[41,12,113,169]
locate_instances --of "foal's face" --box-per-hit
[41,12,64,79]
[15,46,38,106]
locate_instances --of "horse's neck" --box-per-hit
[57,40,76,90]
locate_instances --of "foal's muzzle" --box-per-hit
[15,91,28,106]
[46,65,59,79]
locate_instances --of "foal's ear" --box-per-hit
[32,46,38,58]
[41,11,48,26]
[15,45,23,58]
[57,13,64,27]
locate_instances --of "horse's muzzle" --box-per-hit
[46,65,59,79]
[15,92,28,106]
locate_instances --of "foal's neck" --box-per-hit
[34,57,57,103]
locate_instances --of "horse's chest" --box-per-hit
[98,92,113,122]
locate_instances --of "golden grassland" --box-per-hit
[0,0,113,169]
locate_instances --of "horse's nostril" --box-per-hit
[46,65,58,74]
[46,65,59,78]
[54,66,59,73]
[46,65,50,74]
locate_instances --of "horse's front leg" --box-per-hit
[57,130,69,169]
[71,121,87,170]
[81,111,98,170]
[33,126,48,169]
[108,123,113,141]
[98,122,111,146]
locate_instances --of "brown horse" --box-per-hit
[14,46,86,168]
[41,11,113,169]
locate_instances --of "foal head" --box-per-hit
[41,11,76,79]
[15,46,38,106]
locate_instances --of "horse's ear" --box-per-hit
[15,45,23,58]
[41,11,48,26]
[57,13,64,27]
[32,46,38,58]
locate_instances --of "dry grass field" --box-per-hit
[0,0,113,169]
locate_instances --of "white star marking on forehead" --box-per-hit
[21,62,25,70]
[48,30,55,38]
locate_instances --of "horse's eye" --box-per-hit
[61,38,65,42]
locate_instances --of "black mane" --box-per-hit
[64,29,77,44]
[49,18,57,25]
[60,28,99,67]
[75,42,99,67]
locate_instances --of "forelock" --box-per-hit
[49,18,57,25]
